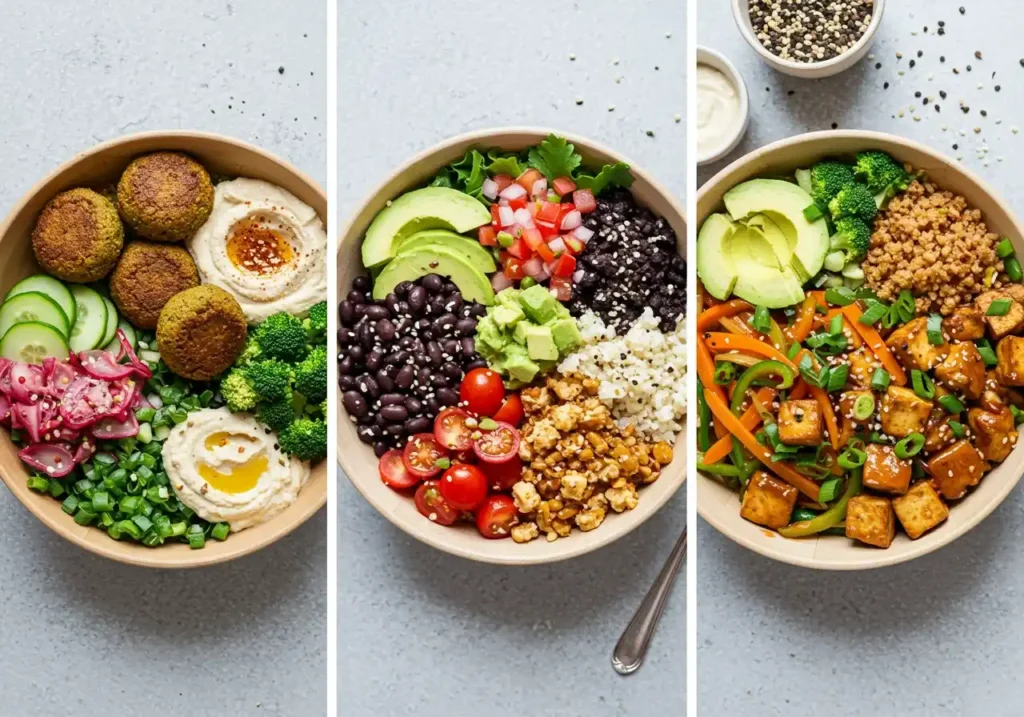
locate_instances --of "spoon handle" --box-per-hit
[611,528,687,676]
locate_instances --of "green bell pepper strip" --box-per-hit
[696,379,712,452]
[729,360,797,484]
[697,462,742,477]
[778,469,863,538]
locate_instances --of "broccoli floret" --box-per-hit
[303,301,327,344]
[254,312,307,362]
[244,359,293,402]
[829,217,873,262]
[828,183,878,222]
[809,161,857,206]
[319,398,327,416]
[854,150,911,194]
[294,345,327,403]
[237,334,263,365]
[220,370,258,413]
[257,396,297,433]
[279,417,327,462]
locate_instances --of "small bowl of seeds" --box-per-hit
[732,0,885,79]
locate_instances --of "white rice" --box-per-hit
[557,308,687,444]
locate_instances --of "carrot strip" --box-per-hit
[702,388,776,464]
[697,338,727,403]
[784,295,817,343]
[719,315,762,339]
[841,304,908,385]
[703,333,798,372]
[704,390,822,500]
[697,299,754,332]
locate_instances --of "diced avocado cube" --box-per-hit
[496,287,521,310]
[549,318,582,353]
[474,316,506,357]
[513,320,531,346]
[524,325,558,362]
[519,283,559,324]
[493,303,525,329]
[502,343,540,384]
[552,301,571,321]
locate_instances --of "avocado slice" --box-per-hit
[723,179,830,280]
[372,245,495,305]
[362,187,492,269]
[696,214,739,301]
[394,229,497,274]
[729,225,805,308]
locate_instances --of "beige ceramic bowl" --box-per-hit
[337,127,687,565]
[698,129,1024,570]
[0,130,327,568]
[732,0,885,79]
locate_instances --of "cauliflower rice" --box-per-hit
[557,308,687,444]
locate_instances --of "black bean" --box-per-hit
[396,300,410,315]
[375,370,395,393]
[377,319,396,343]
[405,416,431,434]
[444,294,464,313]
[422,274,443,292]
[469,304,487,318]
[417,367,433,386]
[466,359,489,372]
[427,341,443,366]
[365,348,383,371]
[373,441,390,457]
[431,374,450,389]
[348,345,365,363]
[428,297,446,316]
[436,388,459,406]
[357,426,376,444]
[456,318,477,336]
[339,374,357,391]
[413,352,430,367]
[441,362,463,381]
[424,397,441,414]
[359,413,376,426]
[395,365,415,389]
[384,293,400,314]
[339,300,356,326]
[385,423,405,436]
[374,413,387,428]
[380,393,406,406]
[388,350,410,366]
[414,382,431,397]
[342,391,368,417]
[405,397,423,414]
[347,290,365,304]
[338,329,356,346]
[360,376,380,398]
[362,305,387,322]
[407,286,427,313]
[460,337,476,356]
[358,322,374,347]
[338,355,355,376]
[434,313,458,335]
[394,317,413,335]
[441,339,460,356]
[354,304,367,321]
[381,404,409,423]
[395,280,413,297]
[353,276,371,292]
[442,281,458,294]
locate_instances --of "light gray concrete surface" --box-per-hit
[698,2,1024,715]
[0,3,326,716]
[338,2,686,715]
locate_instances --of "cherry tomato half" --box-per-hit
[473,422,521,464]
[434,408,475,452]
[379,449,419,490]
[414,480,459,526]
[402,433,447,479]
[482,455,523,492]
[476,495,518,539]
[438,464,488,511]
[460,368,506,417]
[492,394,524,427]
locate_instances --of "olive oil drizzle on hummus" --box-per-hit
[198,431,267,494]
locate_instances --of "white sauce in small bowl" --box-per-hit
[697,62,741,158]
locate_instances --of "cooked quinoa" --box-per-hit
[863,180,1004,315]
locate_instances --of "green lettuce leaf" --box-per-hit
[574,162,634,195]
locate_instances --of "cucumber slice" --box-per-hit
[103,318,137,353]
[0,322,70,363]
[68,285,108,352]
[0,292,70,339]
[100,296,118,347]
[5,275,76,328]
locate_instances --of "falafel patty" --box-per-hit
[32,188,124,283]
[109,241,200,330]
[157,285,246,381]
[117,152,214,242]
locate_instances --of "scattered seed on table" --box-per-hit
[884,81,890,89]
[941,56,946,63]
[975,51,983,60]
[876,62,882,69]
[915,91,922,98]
[960,6,966,14]
[940,91,947,99]
[996,85,1002,92]
[748,1,874,63]
[981,110,988,117]
[831,122,838,129]
[967,65,972,71]
[910,60,916,68]
[918,51,923,58]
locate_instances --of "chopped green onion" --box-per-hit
[1012,406,1024,425]
[132,515,153,533]
[1006,257,1023,283]
[911,369,935,400]
[948,420,966,437]
[818,478,843,503]
[926,314,945,345]
[828,314,844,337]
[170,521,187,537]
[74,509,98,526]
[750,305,772,334]
[852,394,876,421]
[824,286,856,306]
[188,532,206,550]
[837,446,867,469]
[987,298,1012,316]
[787,341,803,361]
[212,523,231,541]
[997,238,1015,258]
[895,433,925,458]
[803,203,824,222]
[859,300,890,325]
[870,367,891,391]
[90,491,114,513]
[894,290,916,323]
[976,339,998,367]
[135,407,156,423]
[713,362,736,385]
[938,394,965,414]
[27,477,49,493]
[827,364,849,392]
[61,495,80,515]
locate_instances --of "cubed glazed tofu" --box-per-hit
[839,389,876,425]
[740,471,798,530]
[892,481,949,539]
[926,439,987,499]
[777,399,822,446]
[934,342,986,399]
[863,443,912,495]
[924,407,956,454]
[846,494,897,548]
[880,385,934,438]
[996,336,1024,386]
[848,349,882,388]
[976,290,1024,340]
[943,305,987,341]
[886,317,949,372]
[967,406,1018,462]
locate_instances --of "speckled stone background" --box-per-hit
[699,2,1024,715]
[0,3,326,716]
[337,2,686,715]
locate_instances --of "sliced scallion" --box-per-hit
[911,369,935,400]
[870,367,891,391]
[938,394,965,414]
[987,298,1012,316]
[926,314,944,345]
[894,433,925,458]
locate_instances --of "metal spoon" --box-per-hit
[611,527,687,675]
